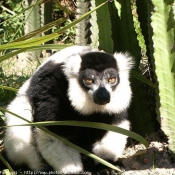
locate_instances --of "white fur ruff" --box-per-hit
[4,79,44,170]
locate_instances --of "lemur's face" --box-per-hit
[64,50,133,114]
[79,68,119,105]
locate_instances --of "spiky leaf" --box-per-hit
[95,0,113,53]
[150,0,175,155]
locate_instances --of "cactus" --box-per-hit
[22,0,42,61]
[148,0,175,155]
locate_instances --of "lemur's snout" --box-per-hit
[94,87,110,105]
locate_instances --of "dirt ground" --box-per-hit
[119,131,175,175]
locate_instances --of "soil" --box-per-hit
[119,131,175,175]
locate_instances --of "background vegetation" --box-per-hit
[0,0,175,173]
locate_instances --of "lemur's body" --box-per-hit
[4,46,133,173]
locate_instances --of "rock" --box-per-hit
[131,162,140,170]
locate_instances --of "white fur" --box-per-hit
[92,120,130,161]
[36,129,83,173]
[63,54,82,77]
[114,52,133,73]
[4,79,44,170]
[37,46,93,70]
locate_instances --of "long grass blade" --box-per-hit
[0,107,148,148]
[0,106,148,171]
[0,33,61,50]
[0,1,108,51]
[0,86,18,92]
[14,18,67,42]
[5,120,148,148]
[0,48,28,63]
[0,44,72,63]
[27,44,73,51]
[0,154,14,173]
[131,70,156,88]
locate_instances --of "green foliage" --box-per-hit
[94,0,113,53]
[148,0,175,155]
[0,0,24,44]
[0,67,27,106]
[6,0,23,10]
[109,0,141,59]
[134,0,175,154]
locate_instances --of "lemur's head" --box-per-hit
[63,51,134,114]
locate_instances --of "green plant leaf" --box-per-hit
[1,106,148,148]
[131,70,156,88]
[0,33,61,50]
[150,0,175,155]
[0,154,14,173]
[0,1,108,51]
[14,18,67,42]
[0,48,28,63]
[0,85,18,92]
[0,44,72,63]
[26,44,73,51]
[95,0,113,53]
[6,120,148,148]
[109,0,141,59]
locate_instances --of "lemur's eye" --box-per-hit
[108,77,116,84]
[84,78,93,85]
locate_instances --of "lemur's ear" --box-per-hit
[114,52,134,72]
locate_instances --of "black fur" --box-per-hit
[80,52,118,72]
